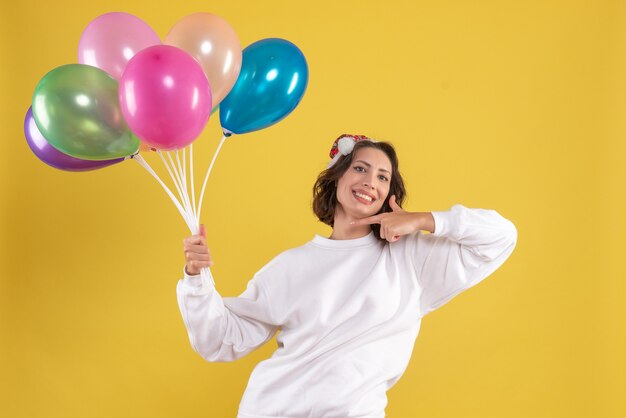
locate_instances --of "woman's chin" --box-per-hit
[348,205,381,218]
[337,200,382,220]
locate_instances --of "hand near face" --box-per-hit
[350,195,423,242]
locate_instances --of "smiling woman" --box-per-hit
[178,133,518,418]
[312,136,408,241]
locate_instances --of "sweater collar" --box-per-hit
[310,230,379,249]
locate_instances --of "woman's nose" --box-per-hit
[364,173,377,188]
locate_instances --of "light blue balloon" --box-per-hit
[220,38,308,135]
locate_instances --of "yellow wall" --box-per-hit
[1,0,625,417]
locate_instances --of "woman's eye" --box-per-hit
[354,166,388,181]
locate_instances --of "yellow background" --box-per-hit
[1,0,625,417]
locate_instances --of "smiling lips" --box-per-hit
[353,190,376,205]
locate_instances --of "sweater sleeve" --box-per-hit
[411,204,518,318]
[176,266,280,362]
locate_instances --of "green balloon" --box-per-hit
[32,64,139,161]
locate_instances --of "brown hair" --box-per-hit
[311,140,407,241]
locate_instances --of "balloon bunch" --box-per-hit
[25,12,308,278]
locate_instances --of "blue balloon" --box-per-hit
[220,38,308,135]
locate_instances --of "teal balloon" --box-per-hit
[220,38,308,135]
[31,64,139,160]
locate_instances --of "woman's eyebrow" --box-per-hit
[354,160,391,174]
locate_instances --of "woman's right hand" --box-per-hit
[183,224,214,276]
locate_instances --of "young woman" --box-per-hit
[178,134,517,418]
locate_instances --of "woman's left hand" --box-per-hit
[350,195,432,242]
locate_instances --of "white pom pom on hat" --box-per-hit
[337,136,356,155]
[327,134,376,169]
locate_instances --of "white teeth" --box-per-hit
[354,191,373,202]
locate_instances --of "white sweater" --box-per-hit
[176,204,517,418]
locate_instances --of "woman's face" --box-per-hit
[335,147,392,219]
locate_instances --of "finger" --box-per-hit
[389,195,403,212]
[186,252,212,261]
[350,214,384,226]
[184,235,207,246]
[200,224,207,238]
[189,259,214,267]
[183,243,210,254]
[187,260,213,272]
[185,252,213,266]
[380,225,386,240]
[385,227,399,243]
[185,252,211,261]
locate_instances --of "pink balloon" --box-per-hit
[78,12,161,80]
[119,45,212,150]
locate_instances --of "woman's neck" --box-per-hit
[329,207,372,240]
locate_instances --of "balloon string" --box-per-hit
[138,154,194,230]
[156,151,184,207]
[167,150,193,221]
[157,150,187,210]
[181,148,195,222]
[179,149,198,231]
[133,155,195,231]
[198,134,227,218]
[190,144,198,227]
[174,150,194,226]
[176,149,186,200]
[157,150,193,224]
[181,148,186,188]
[190,145,210,281]
[189,145,210,282]
[170,151,199,234]
[134,153,208,282]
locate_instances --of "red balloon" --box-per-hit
[119,45,212,150]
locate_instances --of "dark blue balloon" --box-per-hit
[220,38,308,135]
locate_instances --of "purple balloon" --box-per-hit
[24,107,125,171]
